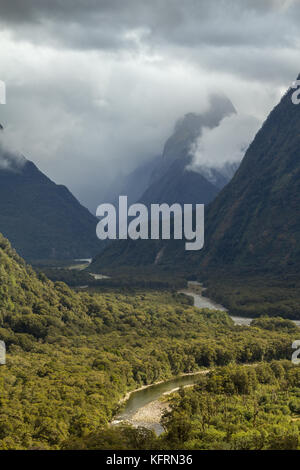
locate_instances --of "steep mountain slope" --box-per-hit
[139,156,219,206]
[139,96,236,206]
[1,232,298,449]
[0,151,101,260]
[89,98,238,270]
[0,232,82,320]
[105,96,238,210]
[200,80,300,271]
[91,77,300,274]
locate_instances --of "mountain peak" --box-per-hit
[163,95,236,163]
[0,152,102,259]
[94,76,300,273]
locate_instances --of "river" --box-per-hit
[179,281,254,326]
[112,284,252,433]
[180,281,300,327]
[111,280,300,434]
[112,371,207,435]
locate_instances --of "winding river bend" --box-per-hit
[179,281,253,326]
[112,280,300,434]
[112,283,250,434]
[113,371,207,435]
[180,281,300,327]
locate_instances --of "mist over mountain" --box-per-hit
[0,130,102,260]
[188,111,260,189]
[106,95,243,208]
[194,161,240,190]
[105,156,161,207]
[189,112,260,173]
[199,78,300,272]
[0,135,26,171]
[2,0,300,453]
[146,95,237,192]
[91,76,300,274]
[90,95,245,270]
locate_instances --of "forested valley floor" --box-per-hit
[0,235,299,449]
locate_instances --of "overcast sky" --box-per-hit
[0,0,299,211]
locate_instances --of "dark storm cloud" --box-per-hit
[1,0,299,51]
[0,0,299,211]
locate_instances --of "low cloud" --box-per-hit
[0,1,299,211]
[0,132,26,171]
[189,113,261,171]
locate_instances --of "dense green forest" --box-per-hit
[39,265,187,290]
[0,234,299,449]
[160,361,300,450]
[40,263,300,320]
[64,362,300,450]
[202,271,300,320]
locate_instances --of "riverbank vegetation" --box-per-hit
[159,361,300,450]
[202,271,300,320]
[37,265,187,290]
[0,235,299,449]
[36,262,300,322]
[63,361,300,450]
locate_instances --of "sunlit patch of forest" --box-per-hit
[0,235,299,449]
[65,362,300,450]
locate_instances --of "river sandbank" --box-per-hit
[118,369,208,405]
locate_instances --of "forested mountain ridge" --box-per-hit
[0,154,102,260]
[200,80,300,271]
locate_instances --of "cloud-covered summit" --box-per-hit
[0,0,299,210]
[0,127,26,172]
[189,113,260,173]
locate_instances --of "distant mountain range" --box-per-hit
[106,95,239,209]
[105,156,161,207]
[0,139,102,260]
[90,96,240,271]
[90,76,300,274]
